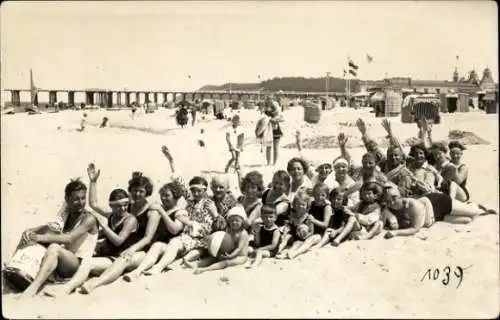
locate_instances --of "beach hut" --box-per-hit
[384,89,403,117]
[402,95,441,124]
[303,100,321,124]
[483,91,499,114]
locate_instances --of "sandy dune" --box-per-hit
[1,106,498,318]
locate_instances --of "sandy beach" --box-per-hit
[1,106,499,318]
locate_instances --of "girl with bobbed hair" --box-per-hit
[236,170,264,226]
[80,167,162,294]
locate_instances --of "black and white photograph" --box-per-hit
[1,1,498,318]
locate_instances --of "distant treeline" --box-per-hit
[199,76,362,93]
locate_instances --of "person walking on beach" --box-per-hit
[225,115,244,173]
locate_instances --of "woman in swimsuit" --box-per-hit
[430,142,469,202]
[79,169,161,294]
[382,184,497,239]
[235,170,264,227]
[448,141,469,200]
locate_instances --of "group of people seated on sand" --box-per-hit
[13,113,496,299]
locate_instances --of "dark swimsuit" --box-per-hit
[309,202,329,235]
[95,214,137,257]
[262,189,290,227]
[329,207,348,229]
[423,193,452,221]
[251,225,279,256]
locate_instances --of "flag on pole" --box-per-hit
[348,60,359,70]
[456,55,459,61]
[366,54,373,63]
[188,75,192,79]
[30,69,38,107]
[349,69,357,77]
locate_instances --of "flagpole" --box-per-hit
[30,69,34,107]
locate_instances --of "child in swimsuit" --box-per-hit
[193,206,249,274]
[237,170,264,228]
[261,170,291,227]
[276,190,321,259]
[246,206,280,268]
[308,183,333,237]
[333,181,384,245]
[315,188,349,248]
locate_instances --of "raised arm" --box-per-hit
[161,145,177,175]
[87,163,111,217]
[337,133,353,166]
[381,118,403,151]
[356,118,383,154]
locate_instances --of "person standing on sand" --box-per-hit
[17,179,98,298]
[225,115,244,173]
[262,95,284,166]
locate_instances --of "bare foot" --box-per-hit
[122,272,140,282]
[19,287,38,299]
[142,268,163,276]
[80,280,97,294]
[42,286,70,298]
[183,259,197,269]
[286,251,295,259]
[332,239,340,247]
[275,252,287,259]
[244,262,254,269]
[193,268,204,275]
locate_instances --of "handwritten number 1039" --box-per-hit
[421,266,464,288]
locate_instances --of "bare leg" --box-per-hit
[443,215,473,224]
[333,216,356,246]
[234,151,240,170]
[225,155,235,173]
[21,244,80,298]
[314,230,338,249]
[273,139,280,165]
[278,241,302,259]
[275,234,292,258]
[143,238,184,276]
[288,235,321,259]
[450,199,495,218]
[355,221,382,240]
[182,249,205,269]
[449,181,468,202]
[80,252,145,294]
[43,257,112,297]
[122,242,167,282]
[194,256,248,274]
[266,146,272,165]
[246,250,271,268]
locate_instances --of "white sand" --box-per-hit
[1,107,499,318]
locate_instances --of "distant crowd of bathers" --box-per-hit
[12,97,497,299]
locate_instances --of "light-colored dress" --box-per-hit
[177,197,215,252]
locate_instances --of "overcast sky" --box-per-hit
[1,1,497,91]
